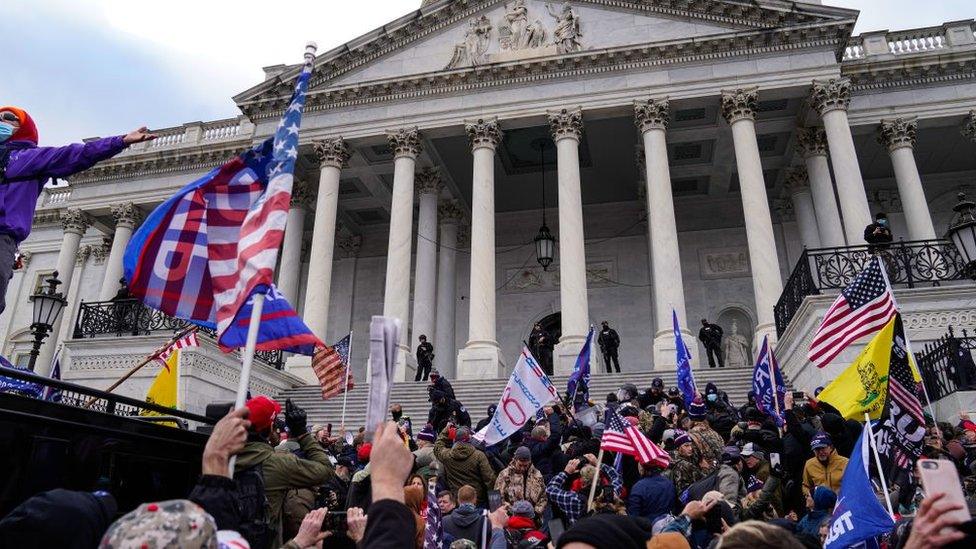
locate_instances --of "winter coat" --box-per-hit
[715,464,747,510]
[1,135,127,242]
[494,462,547,515]
[413,445,441,481]
[348,466,372,509]
[442,503,486,545]
[361,500,418,549]
[802,451,848,496]
[689,423,725,465]
[234,433,333,547]
[434,429,497,505]
[626,472,677,525]
[523,414,563,479]
[188,475,241,531]
[796,508,830,538]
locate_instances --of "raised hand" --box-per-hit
[122,126,157,145]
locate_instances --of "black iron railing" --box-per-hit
[774,239,969,336]
[915,327,976,402]
[73,299,284,369]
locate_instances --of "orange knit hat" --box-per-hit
[0,107,39,144]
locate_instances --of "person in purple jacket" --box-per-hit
[0,106,156,313]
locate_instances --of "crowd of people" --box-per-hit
[1,372,976,549]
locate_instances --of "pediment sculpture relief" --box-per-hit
[499,0,548,50]
[546,2,582,54]
[447,15,494,69]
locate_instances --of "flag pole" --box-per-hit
[586,448,606,511]
[228,293,266,475]
[863,412,896,518]
[340,330,353,429]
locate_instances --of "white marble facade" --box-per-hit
[4,1,976,392]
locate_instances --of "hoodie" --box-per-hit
[442,503,486,545]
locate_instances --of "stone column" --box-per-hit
[811,78,873,243]
[548,108,591,374]
[878,117,936,240]
[98,202,142,300]
[796,127,845,247]
[785,167,822,249]
[721,88,784,347]
[277,180,311,305]
[963,110,976,142]
[457,118,505,379]
[411,167,443,349]
[383,127,422,381]
[37,209,91,376]
[435,199,463,378]
[634,98,694,370]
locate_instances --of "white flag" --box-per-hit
[365,315,400,436]
[475,347,558,446]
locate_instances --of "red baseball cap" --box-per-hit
[244,396,281,433]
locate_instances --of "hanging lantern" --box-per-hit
[946,192,976,279]
[535,223,556,271]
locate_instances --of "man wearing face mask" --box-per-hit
[864,212,894,254]
[0,107,155,314]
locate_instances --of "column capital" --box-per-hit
[795,127,829,158]
[547,107,583,142]
[720,87,759,124]
[61,208,92,235]
[464,118,503,150]
[110,202,143,229]
[784,166,810,195]
[90,241,109,265]
[438,198,465,224]
[387,127,423,159]
[878,117,918,151]
[962,110,976,141]
[76,244,92,265]
[290,179,313,209]
[634,98,670,133]
[336,231,363,258]
[415,167,444,196]
[810,78,852,115]
[313,137,351,168]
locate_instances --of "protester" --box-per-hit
[434,425,497,505]
[801,432,848,496]
[442,485,488,545]
[495,445,547,515]
[546,454,623,525]
[626,461,676,525]
[864,212,894,253]
[438,490,457,516]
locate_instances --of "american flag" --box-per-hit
[313,334,354,399]
[601,408,670,467]
[157,331,199,363]
[808,257,897,369]
[124,46,323,356]
[422,479,443,549]
[877,315,925,471]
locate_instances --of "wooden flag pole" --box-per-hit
[85,325,198,408]
[228,293,266,476]
[340,330,354,428]
[586,448,606,511]
[864,412,896,518]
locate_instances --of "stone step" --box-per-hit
[277,368,761,427]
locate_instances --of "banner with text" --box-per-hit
[475,347,558,446]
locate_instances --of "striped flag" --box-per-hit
[157,331,199,363]
[602,407,669,467]
[808,257,897,368]
[422,479,443,549]
[875,314,925,472]
[313,334,354,399]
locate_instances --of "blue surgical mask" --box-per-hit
[877,218,888,227]
[0,122,14,143]
[707,393,718,402]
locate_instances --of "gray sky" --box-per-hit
[3,0,971,145]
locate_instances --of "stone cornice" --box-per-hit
[844,56,976,94]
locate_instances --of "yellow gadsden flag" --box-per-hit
[817,316,897,421]
[144,348,179,412]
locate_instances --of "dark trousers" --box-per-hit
[415,361,432,381]
[704,344,724,368]
[539,348,553,375]
[602,349,620,373]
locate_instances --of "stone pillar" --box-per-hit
[548,108,591,374]
[796,127,845,247]
[721,88,784,347]
[98,202,142,300]
[634,98,694,370]
[457,118,505,379]
[383,128,422,381]
[785,167,822,249]
[811,78,873,243]
[291,138,349,384]
[962,110,976,142]
[277,180,311,306]
[37,209,91,376]
[878,117,936,240]
[411,167,443,350]
[435,199,463,378]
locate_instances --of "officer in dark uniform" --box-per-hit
[597,320,621,373]
[415,335,434,382]
[698,318,724,368]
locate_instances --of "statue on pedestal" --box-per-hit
[499,0,547,50]
[546,1,582,53]
[446,15,493,69]
[722,319,751,369]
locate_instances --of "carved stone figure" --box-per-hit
[499,0,547,50]
[721,319,751,369]
[446,15,493,69]
[546,1,582,53]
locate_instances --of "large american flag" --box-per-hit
[313,334,354,399]
[422,479,443,549]
[602,408,670,467]
[808,257,897,369]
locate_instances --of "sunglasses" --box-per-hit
[0,112,18,123]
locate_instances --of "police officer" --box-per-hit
[598,320,621,373]
[415,334,434,382]
[698,318,724,368]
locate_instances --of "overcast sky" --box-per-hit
[3,0,971,145]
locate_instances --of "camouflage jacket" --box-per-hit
[668,455,703,494]
[689,423,725,465]
[494,462,548,515]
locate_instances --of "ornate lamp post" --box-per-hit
[27,272,67,372]
[532,138,556,271]
[946,192,976,279]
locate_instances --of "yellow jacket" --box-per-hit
[802,451,849,496]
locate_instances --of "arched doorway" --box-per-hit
[528,312,561,375]
[535,312,562,342]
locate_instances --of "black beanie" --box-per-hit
[557,514,654,549]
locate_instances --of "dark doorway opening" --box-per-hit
[535,312,561,343]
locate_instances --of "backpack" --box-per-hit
[234,463,273,549]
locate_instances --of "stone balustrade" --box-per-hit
[123,116,255,153]
[842,19,975,61]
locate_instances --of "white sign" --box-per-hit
[475,347,558,446]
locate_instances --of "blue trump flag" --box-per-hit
[567,326,593,409]
[824,428,894,549]
[752,335,786,427]
[673,310,697,407]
